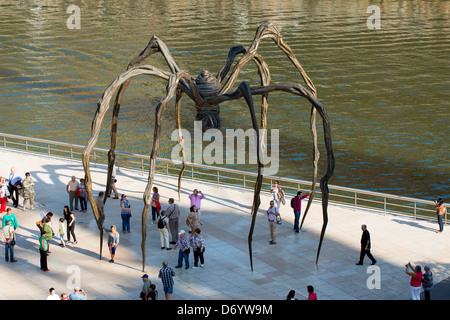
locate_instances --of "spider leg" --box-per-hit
[106,36,195,202]
[218,23,321,217]
[175,87,187,201]
[215,82,335,264]
[140,70,193,272]
[216,45,246,82]
[82,65,172,260]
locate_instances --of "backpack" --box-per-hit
[157,216,165,229]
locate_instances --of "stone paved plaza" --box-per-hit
[0,149,449,300]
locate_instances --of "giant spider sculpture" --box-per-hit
[82,22,335,272]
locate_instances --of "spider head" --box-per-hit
[195,69,218,85]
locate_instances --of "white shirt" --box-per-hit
[47,294,60,300]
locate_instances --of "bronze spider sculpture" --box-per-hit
[82,22,335,272]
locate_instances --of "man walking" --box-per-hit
[290,190,310,233]
[267,200,280,245]
[356,224,377,265]
[166,198,181,244]
[158,261,176,300]
[8,167,22,208]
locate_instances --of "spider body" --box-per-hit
[194,69,222,130]
[82,22,335,272]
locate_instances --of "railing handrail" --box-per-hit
[0,132,446,219]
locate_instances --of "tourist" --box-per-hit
[69,287,87,300]
[166,198,181,244]
[103,225,119,263]
[107,164,119,199]
[120,194,131,233]
[2,220,17,263]
[77,178,88,212]
[405,262,422,300]
[190,228,205,268]
[151,186,161,224]
[63,206,77,244]
[356,224,376,266]
[56,218,66,247]
[22,172,36,211]
[2,208,19,230]
[66,176,79,211]
[0,177,9,213]
[186,205,202,234]
[148,284,158,300]
[140,274,151,300]
[39,230,49,272]
[307,285,317,300]
[157,210,171,250]
[290,190,310,233]
[96,191,105,223]
[267,200,280,245]
[158,261,176,300]
[188,189,205,219]
[8,167,22,208]
[42,217,54,253]
[47,288,59,300]
[174,230,190,269]
[270,181,284,224]
[422,264,434,300]
[286,290,297,300]
[60,293,69,300]
[435,198,446,234]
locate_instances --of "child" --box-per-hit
[57,218,66,247]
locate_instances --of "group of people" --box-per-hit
[286,286,317,300]
[0,167,36,212]
[46,287,87,300]
[267,181,311,245]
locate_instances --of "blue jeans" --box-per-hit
[121,213,130,232]
[5,243,14,261]
[294,211,301,231]
[177,249,190,268]
[438,215,444,232]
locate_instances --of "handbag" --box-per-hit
[184,248,190,254]
[10,238,16,246]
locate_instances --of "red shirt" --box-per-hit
[308,292,317,300]
[410,272,422,287]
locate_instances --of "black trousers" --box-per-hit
[193,248,204,266]
[67,223,77,242]
[40,249,48,270]
[8,184,19,206]
[358,248,376,264]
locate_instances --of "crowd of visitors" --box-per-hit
[0,165,447,300]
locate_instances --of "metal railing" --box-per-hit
[0,132,446,224]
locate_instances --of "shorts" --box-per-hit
[110,244,118,255]
[163,286,173,294]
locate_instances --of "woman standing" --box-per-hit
[186,205,203,234]
[0,177,9,213]
[405,262,422,300]
[103,225,119,263]
[151,187,161,224]
[190,228,205,268]
[78,178,88,212]
[120,194,131,233]
[2,208,19,230]
[422,264,434,300]
[63,206,77,244]
[435,198,446,234]
[22,172,36,211]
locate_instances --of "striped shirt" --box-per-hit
[158,267,175,289]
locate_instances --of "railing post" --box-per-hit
[384,198,387,216]
[3,136,6,148]
[25,140,28,153]
[243,174,246,192]
[48,144,50,156]
[354,192,357,210]
[191,166,194,182]
[141,159,144,176]
[217,170,219,188]
[414,202,417,221]
[166,162,169,179]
